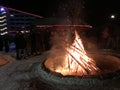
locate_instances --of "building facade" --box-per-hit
[0,7,8,35]
[0,6,43,52]
[0,6,43,35]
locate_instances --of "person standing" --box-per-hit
[4,34,10,53]
[30,30,37,55]
[15,31,27,60]
[0,35,3,51]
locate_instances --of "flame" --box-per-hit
[45,30,99,76]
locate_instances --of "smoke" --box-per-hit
[44,0,99,73]
[49,27,74,60]
[55,0,85,24]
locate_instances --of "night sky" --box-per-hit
[0,0,120,26]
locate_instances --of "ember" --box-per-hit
[45,29,99,76]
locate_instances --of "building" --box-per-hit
[0,6,43,35]
[0,6,43,52]
[0,7,8,35]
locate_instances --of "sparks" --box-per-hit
[45,30,99,76]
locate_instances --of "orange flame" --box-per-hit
[45,30,99,76]
[54,31,99,76]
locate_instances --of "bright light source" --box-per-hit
[110,15,115,19]
[10,14,14,17]
[0,8,5,11]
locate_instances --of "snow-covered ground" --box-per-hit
[0,52,120,90]
[0,53,42,90]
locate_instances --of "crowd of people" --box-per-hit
[0,29,51,60]
[82,25,120,51]
[14,29,51,60]
[0,25,120,60]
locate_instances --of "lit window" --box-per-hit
[10,14,14,17]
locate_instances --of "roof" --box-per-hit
[0,6,43,18]
[35,18,92,29]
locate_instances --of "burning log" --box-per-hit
[45,30,99,76]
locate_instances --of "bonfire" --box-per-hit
[45,29,99,76]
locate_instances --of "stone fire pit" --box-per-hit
[31,51,120,88]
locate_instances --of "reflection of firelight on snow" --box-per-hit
[45,30,99,76]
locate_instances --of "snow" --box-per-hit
[0,52,120,90]
[31,52,120,89]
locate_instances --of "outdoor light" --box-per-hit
[0,7,5,11]
[110,15,115,19]
[10,14,14,17]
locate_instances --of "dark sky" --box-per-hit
[85,0,120,26]
[0,0,59,16]
[0,0,120,26]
